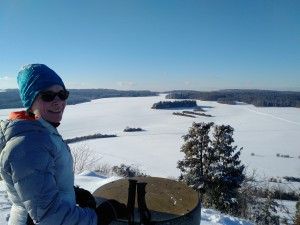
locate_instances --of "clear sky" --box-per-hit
[1,0,299,92]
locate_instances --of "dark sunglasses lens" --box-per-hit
[41,91,69,102]
[41,92,56,102]
[58,91,69,100]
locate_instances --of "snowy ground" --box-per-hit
[60,94,300,179]
[0,172,254,224]
[1,94,299,224]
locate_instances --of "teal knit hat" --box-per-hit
[17,64,66,109]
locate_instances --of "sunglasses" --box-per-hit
[40,90,69,102]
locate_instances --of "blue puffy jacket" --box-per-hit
[0,116,97,225]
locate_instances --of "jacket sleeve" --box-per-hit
[4,134,98,225]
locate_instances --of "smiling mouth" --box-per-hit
[49,110,62,114]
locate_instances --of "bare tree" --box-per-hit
[70,143,102,174]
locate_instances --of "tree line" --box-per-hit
[0,89,158,109]
[166,89,300,108]
[64,133,117,144]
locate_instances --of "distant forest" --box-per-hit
[166,89,300,108]
[151,100,197,109]
[0,89,158,109]
[1,88,300,109]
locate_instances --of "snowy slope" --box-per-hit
[58,94,300,179]
[0,173,254,225]
[1,94,299,224]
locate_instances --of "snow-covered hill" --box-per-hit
[1,94,299,224]
[58,94,300,180]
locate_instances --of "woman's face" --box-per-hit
[30,85,67,123]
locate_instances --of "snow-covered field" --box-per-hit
[60,94,300,179]
[1,94,299,224]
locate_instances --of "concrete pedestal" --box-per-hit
[93,177,201,225]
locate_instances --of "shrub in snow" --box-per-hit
[112,164,147,177]
[123,127,143,132]
[247,191,280,225]
[94,163,112,176]
[295,198,300,225]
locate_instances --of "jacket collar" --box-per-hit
[8,110,60,127]
[8,110,36,120]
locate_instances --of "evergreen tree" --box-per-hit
[177,122,245,214]
[207,125,245,213]
[177,122,213,193]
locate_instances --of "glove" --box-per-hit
[27,214,35,225]
[74,186,96,210]
[96,199,127,225]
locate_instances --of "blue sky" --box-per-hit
[0,0,299,92]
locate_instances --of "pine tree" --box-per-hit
[177,122,245,214]
[177,122,213,193]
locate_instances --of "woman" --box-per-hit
[0,64,124,225]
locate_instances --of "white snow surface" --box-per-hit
[1,94,300,224]
[0,172,254,225]
[59,94,300,179]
